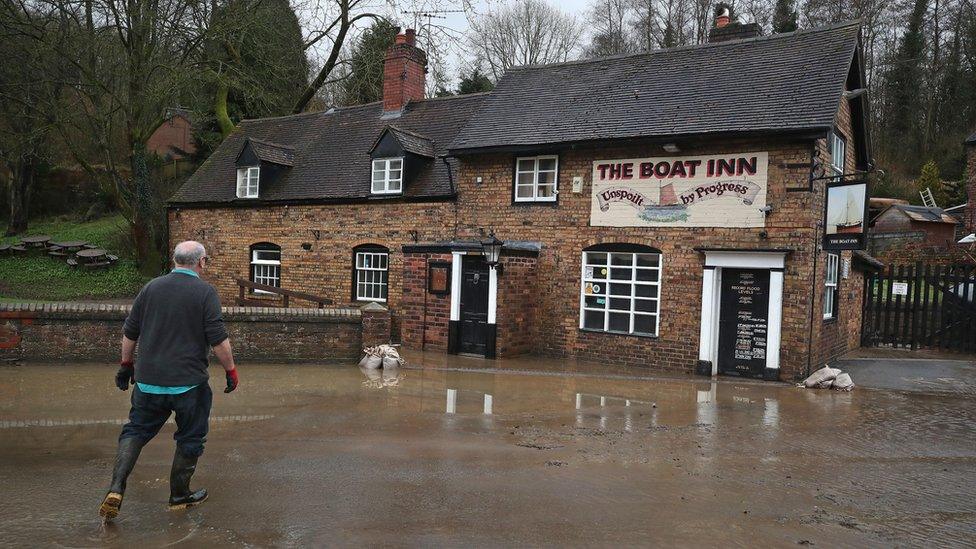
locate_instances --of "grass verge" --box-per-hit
[0,215,149,301]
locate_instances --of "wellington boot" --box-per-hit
[168,450,208,510]
[99,437,144,521]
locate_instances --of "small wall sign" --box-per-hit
[891,282,909,296]
[428,261,451,295]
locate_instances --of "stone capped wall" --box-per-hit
[0,303,383,363]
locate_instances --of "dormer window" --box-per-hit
[237,166,260,198]
[372,158,403,194]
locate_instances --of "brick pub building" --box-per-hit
[169,20,880,382]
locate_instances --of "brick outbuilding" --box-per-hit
[169,20,879,381]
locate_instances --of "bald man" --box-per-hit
[99,241,239,520]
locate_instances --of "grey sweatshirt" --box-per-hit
[123,271,228,386]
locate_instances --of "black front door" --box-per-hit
[717,268,770,378]
[459,255,490,355]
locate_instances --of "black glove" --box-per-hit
[116,361,135,391]
[224,368,239,393]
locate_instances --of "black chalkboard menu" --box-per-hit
[717,268,770,378]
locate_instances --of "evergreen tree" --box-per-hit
[914,160,948,207]
[198,0,309,153]
[772,0,798,33]
[880,0,928,167]
[457,69,494,94]
[336,20,399,107]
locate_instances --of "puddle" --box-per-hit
[1,359,974,546]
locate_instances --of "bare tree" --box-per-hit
[585,0,635,57]
[2,0,217,270]
[291,0,382,113]
[467,0,582,80]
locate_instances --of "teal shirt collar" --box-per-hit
[171,267,200,278]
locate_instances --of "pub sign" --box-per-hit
[590,152,769,228]
[823,178,869,250]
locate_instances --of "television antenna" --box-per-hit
[401,9,464,33]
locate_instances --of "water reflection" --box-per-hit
[442,389,494,415]
[360,366,403,388]
[0,415,274,429]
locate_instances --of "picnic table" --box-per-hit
[19,235,51,248]
[0,243,10,256]
[50,240,89,251]
[73,248,117,269]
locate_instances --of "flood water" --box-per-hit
[1,352,974,547]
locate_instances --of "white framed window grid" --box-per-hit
[371,158,403,194]
[356,251,389,302]
[237,166,260,198]
[579,251,661,336]
[823,252,839,319]
[829,132,846,175]
[515,155,558,202]
[251,248,281,294]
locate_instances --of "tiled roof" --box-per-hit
[245,138,295,166]
[386,126,435,157]
[169,93,487,205]
[450,22,862,152]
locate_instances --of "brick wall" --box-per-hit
[400,252,453,351]
[148,114,195,159]
[495,254,540,357]
[453,136,824,379]
[168,201,456,341]
[0,303,379,363]
[869,231,975,266]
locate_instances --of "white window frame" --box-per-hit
[371,157,403,195]
[250,246,281,294]
[829,131,846,175]
[514,155,558,203]
[237,166,260,198]
[823,252,839,319]
[579,249,661,337]
[355,249,389,302]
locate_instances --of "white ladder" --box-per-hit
[920,187,937,208]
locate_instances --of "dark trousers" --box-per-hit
[119,384,213,457]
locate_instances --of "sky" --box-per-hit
[386,0,593,86]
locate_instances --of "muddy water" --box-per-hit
[1,356,974,547]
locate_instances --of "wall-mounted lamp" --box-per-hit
[480,230,504,274]
[662,143,680,153]
[408,230,419,242]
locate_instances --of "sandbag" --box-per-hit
[800,366,841,388]
[831,372,855,391]
[382,356,400,369]
[363,355,383,369]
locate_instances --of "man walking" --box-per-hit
[99,241,239,521]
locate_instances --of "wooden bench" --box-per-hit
[48,250,68,258]
[82,260,112,269]
[107,254,119,262]
[66,259,78,268]
[10,245,26,252]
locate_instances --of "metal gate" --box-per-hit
[862,263,976,351]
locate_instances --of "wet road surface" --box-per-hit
[1,353,975,547]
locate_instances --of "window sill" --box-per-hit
[579,328,658,340]
[356,298,388,304]
[822,316,837,324]
[512,200,558,207]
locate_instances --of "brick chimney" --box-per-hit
[708,3,762,43]
[383,28,427,113]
